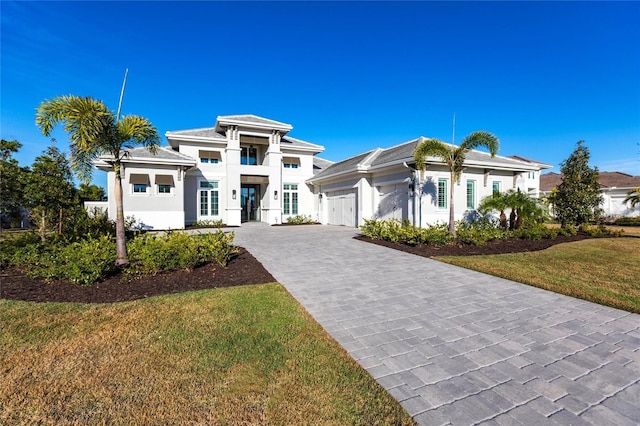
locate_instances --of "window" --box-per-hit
[527,171,535,179]
[133,184,147,193]
[130,174,149,194]
[155,175,174,194]
[466,180,476,209]
[283,183,298,215]
[283,157,300,169]
[199,181,219,216]
[437,179,447,209]
[492,181,501,194]
[241,146,258,165]
[199,150,221,164]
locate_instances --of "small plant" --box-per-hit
[191,219,225,228]
[286,214,318,225]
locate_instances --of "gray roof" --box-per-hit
[310,138,547,182]
[216,114,292,128]
[310,150,377,180]
[165,127,226,139]
[313,157,334,174]
[121,146,196,164]
[281,135,324,152]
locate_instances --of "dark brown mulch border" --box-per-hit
[354,233,598,258]
[0,247,275,304]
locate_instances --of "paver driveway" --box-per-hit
[232,224,640,425]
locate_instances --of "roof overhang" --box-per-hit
[215,116,293,133]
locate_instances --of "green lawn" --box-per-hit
[0,283,415,425]
[437,238,640,313]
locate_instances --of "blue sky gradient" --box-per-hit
[2,1,639,189]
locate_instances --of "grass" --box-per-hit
[0,284,415,425]
[437,238,640,313]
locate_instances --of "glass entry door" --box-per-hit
[241,184,260,222]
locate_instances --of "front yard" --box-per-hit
[437,238,640,313]
[0,284,415,425]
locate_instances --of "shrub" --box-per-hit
[126,230,238,277]
[360,219,453,246]
[613,216,640,226]
[286,215,318,225]
[12,235,117,285]
[578,224,624,237]
[455,219,507,246]
[191,219,225,228]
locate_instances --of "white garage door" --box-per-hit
[377,184,407,221]
[327,191,356,227]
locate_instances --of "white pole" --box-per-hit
[116,68,129,123]
[452,112,456,145]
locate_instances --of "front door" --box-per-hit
[241,184,260,222]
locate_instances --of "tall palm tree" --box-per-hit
[624,187,640,209]
[414,131,499,236]
[36,95,159,266]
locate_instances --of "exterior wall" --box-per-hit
[172,129,318,226]
[113,165,187,230]
[313,165,544,228]
[602,190,640,218]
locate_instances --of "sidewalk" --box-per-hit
[232,224,640,425]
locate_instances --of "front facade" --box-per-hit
[95,115,551,230]
[95,115,325,229]
[308,139,551,228]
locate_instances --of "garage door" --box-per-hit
[327,191,356,227]
[377,184,406,221]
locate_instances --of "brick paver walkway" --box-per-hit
[232,224,640,425]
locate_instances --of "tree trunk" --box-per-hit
[509,210,516,231]
[499,210,507,231]
[40,209,46,242]
[114,166,129,267]
[449,173,456,237]
[58,207,63,235]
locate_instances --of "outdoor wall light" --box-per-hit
[232,189,237,200]
[274,190,278,200]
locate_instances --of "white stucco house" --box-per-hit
[309,141,551,227]
[540,171,640,218]
[94,114,551,229]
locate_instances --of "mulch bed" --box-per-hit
[354,233,596,257]
[0,247,275,304]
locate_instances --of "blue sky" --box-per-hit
[2,1,639,190]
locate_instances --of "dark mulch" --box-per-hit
[354,233,597,258]
[0,247,275,304]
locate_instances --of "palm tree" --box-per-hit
[414,131,499,236]
[36,95,159,266]
[624,187,640,209]
[478,191,509,230]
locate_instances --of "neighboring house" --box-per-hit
[95,114,326,229]
[540,171,640,218]
[308,139,551,227]
[94,114,551,229]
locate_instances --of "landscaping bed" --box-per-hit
[0,247,274,304]
[355,232,596,257]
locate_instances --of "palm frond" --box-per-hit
[117,115,160,154]
[459,131,499,157]
[623,187,640,209]
[413,138,451,171]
